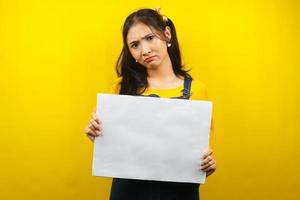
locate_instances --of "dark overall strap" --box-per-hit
[181,76,192,99]
[139,76,192,99]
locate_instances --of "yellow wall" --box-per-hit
[1,0,299,199]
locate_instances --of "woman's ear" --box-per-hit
[164,26,171,41]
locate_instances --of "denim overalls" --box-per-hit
[109,76,200,200]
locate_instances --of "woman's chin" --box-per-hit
[145,61,160,70]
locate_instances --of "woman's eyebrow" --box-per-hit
[129,33,153,45]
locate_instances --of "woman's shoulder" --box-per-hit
[190,79,210,100]
[109,77,122,94]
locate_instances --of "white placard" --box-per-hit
[92,94,212,184]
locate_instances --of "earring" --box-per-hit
[167,43,171,47]
[135,60,138,63]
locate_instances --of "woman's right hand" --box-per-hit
[85,110,102,142]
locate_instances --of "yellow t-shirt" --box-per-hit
[109,77,214,144]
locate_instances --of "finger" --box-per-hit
[206,169,216,177]
[85,126,98,136]
[91,120,101,131]
[87,134,95,142]
[202,149,213,159]
[95,130,102,136]
[87,123,96,133]
[92,113,101,124]
[91,122,102,135]
[84,126,89,134]
[90,127,102,136]
[202,151,213,160]
[85,126,94,135]
[87,127,101,138]
[88,119,99,131]
[200,158,214,169]
[204,164,217,176]
[200,160,216,171]
[200,155,213,166]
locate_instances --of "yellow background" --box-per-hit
[1,0,299,199]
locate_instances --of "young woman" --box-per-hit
[85,8,216,200]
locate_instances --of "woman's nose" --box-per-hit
[141,43,152,56]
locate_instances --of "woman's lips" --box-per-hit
[144,56,156,63]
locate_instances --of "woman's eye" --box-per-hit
[131,43,138,48]
[147,36,154,40]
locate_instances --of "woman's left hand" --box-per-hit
[199,149,216,177]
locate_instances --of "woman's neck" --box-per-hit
[146,55,183,89]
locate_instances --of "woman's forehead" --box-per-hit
[127,22,156,43]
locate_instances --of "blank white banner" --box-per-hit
[92,94,212,184]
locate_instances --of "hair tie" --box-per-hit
[154,7,168,23]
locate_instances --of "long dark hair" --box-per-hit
[116,8,191,95]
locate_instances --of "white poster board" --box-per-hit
[92,94,212,184]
